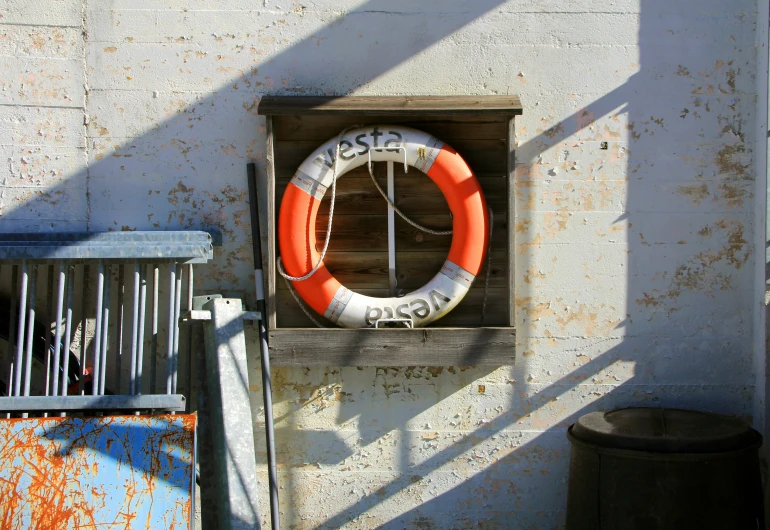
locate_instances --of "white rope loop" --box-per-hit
[365,158,452,236]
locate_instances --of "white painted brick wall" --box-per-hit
[1,0,762,527]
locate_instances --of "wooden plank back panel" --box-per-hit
[274,139,507,177]
[267,327,517,366]
[275,287,509,328]
[272,114,511,329]
[273,115,509,141]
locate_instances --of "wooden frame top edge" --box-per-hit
[257,95,523,116]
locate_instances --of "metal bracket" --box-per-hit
[374,317,414,328]
[183,295,261,323]
[367,146,408,174]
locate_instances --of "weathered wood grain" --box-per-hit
[274,139,507,176]
[274,250,507,290]
[507,117,516,327]
[310,213,508,252]
[265,116,277,329]
[275,287,510,328]
[272,114,509,141]
[267,327,517,366]
[275,169,508,216]
[265,103,517,354]
[258,95,523,116]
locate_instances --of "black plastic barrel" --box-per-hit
[566,408,763,530]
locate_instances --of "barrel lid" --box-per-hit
[569,408,761,453]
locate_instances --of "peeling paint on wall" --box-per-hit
[0,0,762,527]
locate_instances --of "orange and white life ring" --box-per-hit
[278,125,489,328]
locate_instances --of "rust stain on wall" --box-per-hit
[636,219,748,311]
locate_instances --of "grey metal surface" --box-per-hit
[150,265,159,394]
[51,263,65,396]
[12,262,28,397]
[0,394,187,412]
[92,263,105,396]
[61,264,74,396]
[166,264,177,395]
[22,265,38,401]
[115,265,125,394]
[0,230,216,415]
[136,264,147,395]
[98,266,111,395]
[0,231,213,263]
[78,264,89,395]
[202,298,261,530]
[130,263,141,395]
[172,264,182,393]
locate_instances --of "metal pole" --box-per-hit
[129,263,140,395]
[115,265,125,394]
[166,264,176,395]
[387,160,397,296]
[13,262,28,397]
[91,263,105,396]
[99,266,111,395]
[51,263,66,397]
[79,264,90,395]
[248,162,280,530]
[61,264,74,397]
[150,265,159,394]
[136,264,147,395]
[8,264,19,406]
[22,265,38,405]
[172,264,182,394]
[44,265,54,398]
[186,264,194,411]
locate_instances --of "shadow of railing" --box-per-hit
[1,0,761,527]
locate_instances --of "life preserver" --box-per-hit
[278,125,489,328]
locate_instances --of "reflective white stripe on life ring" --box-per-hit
[290,127,443,192]
[324,259,475,327]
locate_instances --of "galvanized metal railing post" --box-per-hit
[115,265,125,394]
[7,264,18,409]
[186,264,194,411]
[22,265,38,416]
[13,262,28,397]
[44,265,54,398]
[150,265,159,394]
[98,266,111,396]
[172,264,183,394]
[79,264,89,396]
[51,263,66,397]
[91,263,105,396]
[61,264,74,398]
[166,263,177,395]
[136,264,147,395]
[130,263,141,396]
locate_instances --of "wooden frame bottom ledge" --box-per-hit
[266,327,516,366]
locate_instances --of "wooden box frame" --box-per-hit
[257,96,522,366]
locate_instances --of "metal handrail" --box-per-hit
[0,231,214,416]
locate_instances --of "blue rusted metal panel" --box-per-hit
[0,414,196,529]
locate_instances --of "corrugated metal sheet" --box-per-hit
[0,414,195,529]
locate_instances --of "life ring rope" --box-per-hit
[277,125,492,328]
[276,124,360,284]
[364,151,453,236]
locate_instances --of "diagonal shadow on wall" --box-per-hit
[1,0,760,527]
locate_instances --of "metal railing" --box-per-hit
[0,231,213,416]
